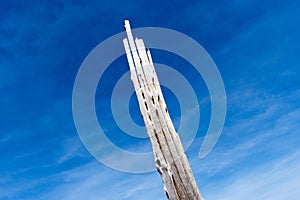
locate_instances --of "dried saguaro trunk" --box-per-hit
[122,20,203,200]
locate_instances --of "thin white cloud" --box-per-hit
[192,88,300,174]
[56,136,86,164]
[36,161,165,200]
[204,150,300,200]
[188,85,300,199]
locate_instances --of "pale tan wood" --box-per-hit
[123,20,203,200]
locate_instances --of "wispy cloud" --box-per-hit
[191,86,300,174]
[36,161,165,200]
[188,86,300,199]
[56,136,86,165]
[204,150,300,200]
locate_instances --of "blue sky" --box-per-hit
[1,0,300,199]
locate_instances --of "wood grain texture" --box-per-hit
[123,20,203,200]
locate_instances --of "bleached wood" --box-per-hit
[123,20,203,200]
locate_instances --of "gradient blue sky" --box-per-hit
[1,0,300,199]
